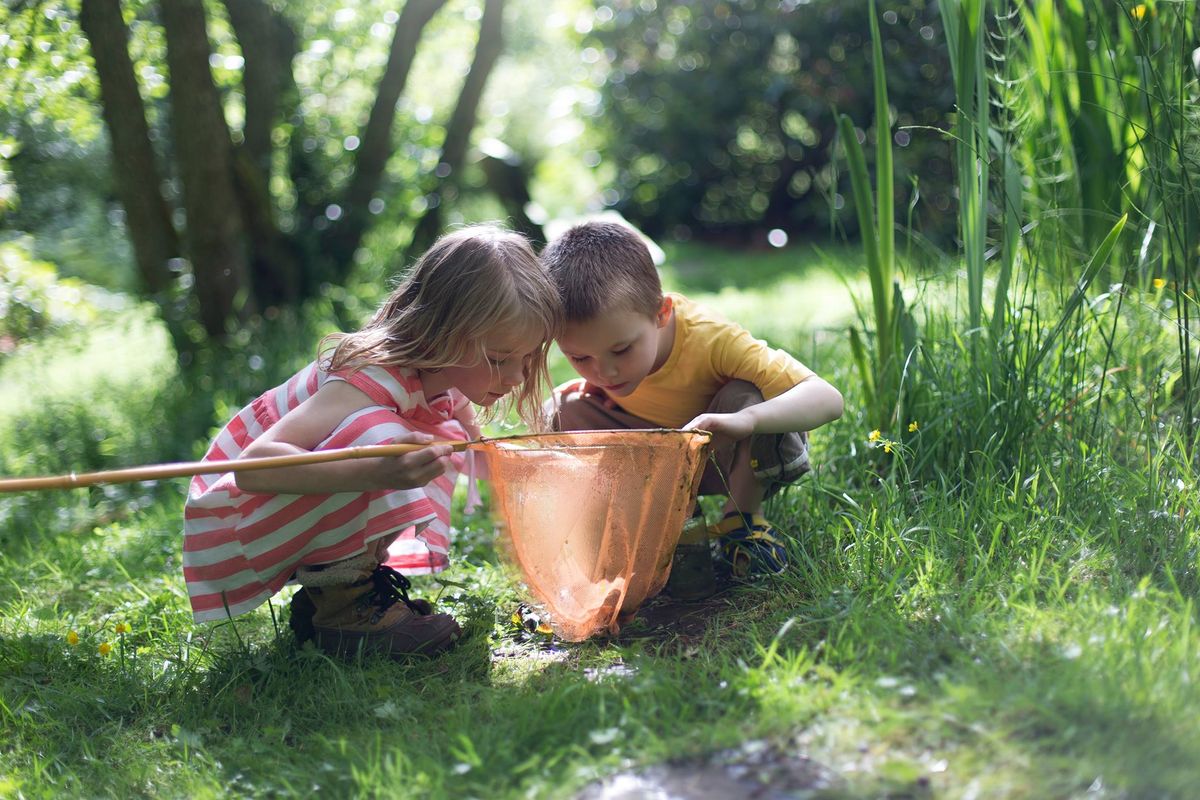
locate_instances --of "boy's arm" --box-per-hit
[683,375,843,441]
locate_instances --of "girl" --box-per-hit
[183,226,561,659]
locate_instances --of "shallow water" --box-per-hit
[574,740,839,799]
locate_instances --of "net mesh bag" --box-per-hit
[477,429,712,641]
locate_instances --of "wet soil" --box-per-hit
[615,578,741,643]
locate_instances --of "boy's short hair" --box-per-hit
[541,221,663,322]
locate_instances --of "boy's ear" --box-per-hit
[655,295,673,328]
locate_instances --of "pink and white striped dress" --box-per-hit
[183,361,478,623]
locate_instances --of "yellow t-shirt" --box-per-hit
[616,293,815,428]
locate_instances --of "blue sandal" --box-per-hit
[711,512,789,578]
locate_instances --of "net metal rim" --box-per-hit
[481,428,713,452]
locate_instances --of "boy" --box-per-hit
[542,221,843,580]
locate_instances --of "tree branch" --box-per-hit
[223,0,303,306]
[161,0,254,336]
[322,0,448,277]
[408,0,507,257]
[78,0,179,297]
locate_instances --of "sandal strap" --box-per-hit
[710,512,773,539]
[712,513,789,578]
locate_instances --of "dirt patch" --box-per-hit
[495,576,755,651]
[615,580,741,643]
[574,739,840,799]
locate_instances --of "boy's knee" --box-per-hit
[701,380,810,494]
[709,380,764,415]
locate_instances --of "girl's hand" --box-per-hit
[235,383,461,495]
[369,432,454,490]
[683,410,755,443]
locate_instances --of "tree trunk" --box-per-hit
[408,0,506,257]
[479,141,544,246]
[321,0,448,279]
[161,0,254,338]
[222,0,295,178]
[223,0,303,307]
[78,0,179,299]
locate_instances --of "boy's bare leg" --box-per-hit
[700,381,807,578]
[723,437,766,515]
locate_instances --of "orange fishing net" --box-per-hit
[476,429,712,641]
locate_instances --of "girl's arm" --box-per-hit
[235,381,454,495]
[683,375,844,441]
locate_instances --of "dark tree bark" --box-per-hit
[408,0,506,257]
[321,0,448,279]
[223,0,302,306]
[222,0,295,178]
[231,149,302,306]
[479,141,544,246]
[78,0,476,345]
[161,0,254,337]
[78,0,179,298]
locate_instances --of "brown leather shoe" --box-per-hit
[293,565,461,659]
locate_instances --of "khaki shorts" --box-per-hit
[547,380,810,499]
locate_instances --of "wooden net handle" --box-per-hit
[0,440,470,493]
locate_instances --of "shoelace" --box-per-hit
[367,564,428,616]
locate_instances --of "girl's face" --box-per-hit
[424,322,545,407]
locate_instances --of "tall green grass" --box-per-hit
[1117,0,1200,449]
[938,0,990,340]
[839,0,911,432]
[856,1,1199,481]
[1011,0,1199,449]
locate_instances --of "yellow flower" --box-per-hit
[114,622,131,634]
[1153,278,1166,290]
[98,642,113,657]
[66,630,80,646]
[868,429,881,442]
[1131,4,1149,20]
[883,442,893,454]
[908,421,919,432]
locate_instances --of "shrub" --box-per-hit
[0,238,103,353]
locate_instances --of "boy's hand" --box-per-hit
[563,378,618,410]
[683,410,755,442]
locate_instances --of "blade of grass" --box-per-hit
[1026,213,1128,378]
[869,0,894,290]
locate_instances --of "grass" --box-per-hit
[0,314,166,430]
[2,240,1199,798]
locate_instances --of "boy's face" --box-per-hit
[557,297,673,398]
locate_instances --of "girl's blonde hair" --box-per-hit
[323,225,562,428]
